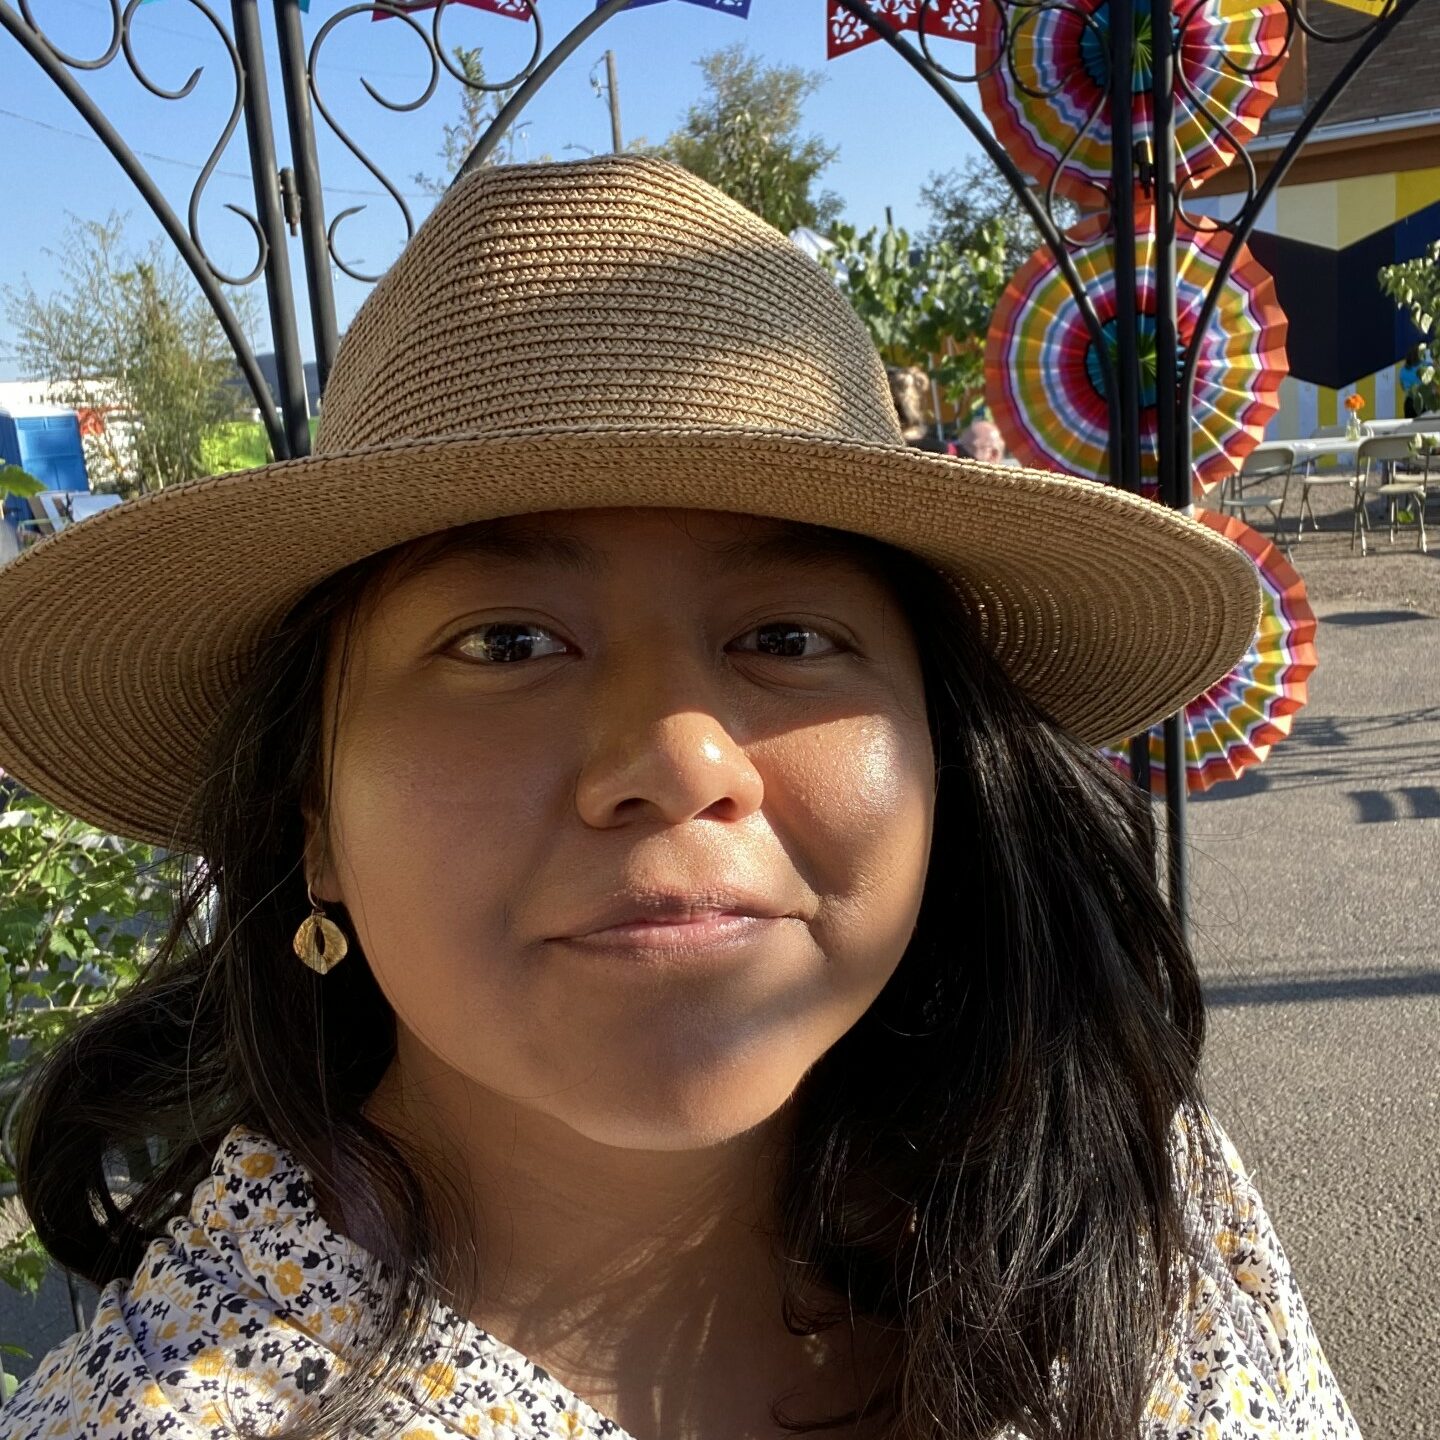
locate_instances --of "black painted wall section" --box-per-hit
[1247,197,1438,389]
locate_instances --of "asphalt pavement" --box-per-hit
[1188,510,1440,1439]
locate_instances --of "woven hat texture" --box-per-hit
[0,155,1260,850]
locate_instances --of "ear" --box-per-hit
[300,799,342,906]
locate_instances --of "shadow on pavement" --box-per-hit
[1321,609,1431,626]
[1206,967,1440,1007]
[1192,706,1440,803]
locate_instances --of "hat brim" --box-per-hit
[0,427,1260,850]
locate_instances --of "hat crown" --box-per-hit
[316,156,904,453]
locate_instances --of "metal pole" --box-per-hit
[1150,0,1189,931]
[231,0,312,458]
[604,48,623,153]
[459,0,636,177]
[1107,0,1155,815]
[272,0,340,391]
[1107,0,1142,496]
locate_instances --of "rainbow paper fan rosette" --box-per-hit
[984,210,1287,498]
[977,0,1289,204]
[1107,509,1316,794]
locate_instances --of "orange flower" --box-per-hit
[1344,393,1365,412]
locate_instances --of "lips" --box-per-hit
[571,912,786,952]
[552,891,800,948]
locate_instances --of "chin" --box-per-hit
[548,1054,807,1152]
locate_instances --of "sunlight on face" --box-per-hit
[314,509,934,1150]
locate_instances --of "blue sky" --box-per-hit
[0,0,988,377]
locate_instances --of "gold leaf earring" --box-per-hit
[293,883,349,975]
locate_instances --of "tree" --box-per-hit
[1379,240,1439,414]
[921,155,1078,277]
[654,45,842,234]
[4,216,252,497]
[826,216,1010,424]
[412,45,526,196]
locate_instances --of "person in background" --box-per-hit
[885,365,948,452]
[957,418,1007,465]
[1399,344,1432,420]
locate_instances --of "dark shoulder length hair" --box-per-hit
[13,519,1221,1440]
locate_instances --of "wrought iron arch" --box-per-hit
[0,0,1431,923]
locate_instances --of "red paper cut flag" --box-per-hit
[827,0,978,59]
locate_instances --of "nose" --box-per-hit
[573,648,765,830]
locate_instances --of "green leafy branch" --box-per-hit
[825,218,1010,425]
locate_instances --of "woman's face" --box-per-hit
[313,508,934,1150]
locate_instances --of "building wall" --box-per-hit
[1296,0,1440,129]
[1190,158,1440,439]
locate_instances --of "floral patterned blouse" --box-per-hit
[2,1121,1361,1440]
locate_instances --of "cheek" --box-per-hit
[759,710,934,964]
[322,689,570,994]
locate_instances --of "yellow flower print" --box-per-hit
[274,1260,304,1296]
[192,1348,225,1379]
[559,1411,589,1437]
[241,1153,276,1179]
[420,1361,457,1401]
[141,1383,167,1408]
[489,1401,520,1427]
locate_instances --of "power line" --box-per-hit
[0,103,429,201]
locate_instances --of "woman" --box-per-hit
[0,157,1357,1440]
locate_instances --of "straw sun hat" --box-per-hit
[0,155,1259,851]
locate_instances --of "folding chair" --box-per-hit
[1219,445,1294,547]
[1352,434,1433,555]
[13,491,121,549]
[14,491,75,547]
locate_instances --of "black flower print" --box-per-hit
[293,1355,329,1394]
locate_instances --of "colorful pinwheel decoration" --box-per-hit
[984,209,1288,498]
[976,0,1289,202]
[1106,509,1317,794]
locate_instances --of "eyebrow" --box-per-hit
[399,517,890,584]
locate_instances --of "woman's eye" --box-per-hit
[450,621,840,664]
[452,622,569,664]
[730,623,842,659]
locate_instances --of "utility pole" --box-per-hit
[604,49,623,152]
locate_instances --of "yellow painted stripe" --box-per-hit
[1397,167,1440,219]
[1336,174,1398,248]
